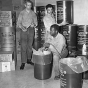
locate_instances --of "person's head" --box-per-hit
[24,0,33,10]
[50,24,60,37]
[46,4,54,14]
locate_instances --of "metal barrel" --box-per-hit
[56,0,73,24]
[0,27,16,51]
[61,24,78,56]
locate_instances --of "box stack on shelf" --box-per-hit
[0,11,12,27]
[0,11,16,27]
[0,11,16,72]
[0,52,15,72]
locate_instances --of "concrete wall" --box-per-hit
[36,0,88,25]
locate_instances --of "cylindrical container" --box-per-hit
[77,25,88,80]
[0,27,16,51]
[56,0,73,24]
[77,25,88,55]
[34,63,52,80]
[61,24,78,56]
[60,59,83,88]
[33,53,52,80]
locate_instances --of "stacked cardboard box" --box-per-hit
[0,52,15,72]
[0,11,12,27]
[0,11,16,72]
[0,11,16,27]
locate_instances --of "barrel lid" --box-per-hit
[67,24,77,26]
[56,0,73,2]
[78,25,88,27]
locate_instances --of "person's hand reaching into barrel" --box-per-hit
[43,43,50,48]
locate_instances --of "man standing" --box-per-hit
[44,24,68,80]
[43,4,56,42]
[17,0,37,70]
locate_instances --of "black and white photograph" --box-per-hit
[0,0,88,88]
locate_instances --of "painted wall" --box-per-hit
[74,0,88,25]
[36,0,88,25]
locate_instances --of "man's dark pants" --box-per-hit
[20,27,34,63]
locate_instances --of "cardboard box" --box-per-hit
[0,11,12,19]
[0,62,10,72]
[0,53,13,62]
[10,61,15,71]
[0,19,12,27]
[0,61,15,72]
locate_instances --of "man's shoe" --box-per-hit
[27,59,34,65]
[20,63,25,70]
[54,75,60,80]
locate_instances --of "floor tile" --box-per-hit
[0,60,88,88]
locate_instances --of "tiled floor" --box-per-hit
[0,60,88,88]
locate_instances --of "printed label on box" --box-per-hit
[0,54,13,62]
[0,19,12,27]
[0,11,12,19]
[0,61,15,72]
[2,62,10,72]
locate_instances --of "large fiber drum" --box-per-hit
[32,52,53,80]
[34,63,52,80]
[61,24,77,56]
[77,25,88,79]
[56,0,73,24]
[0,27,16,51]
[77,25,88,55]
[60,58,83,88]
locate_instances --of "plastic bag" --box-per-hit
[32,48,52,64]
[60,56,88,73]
